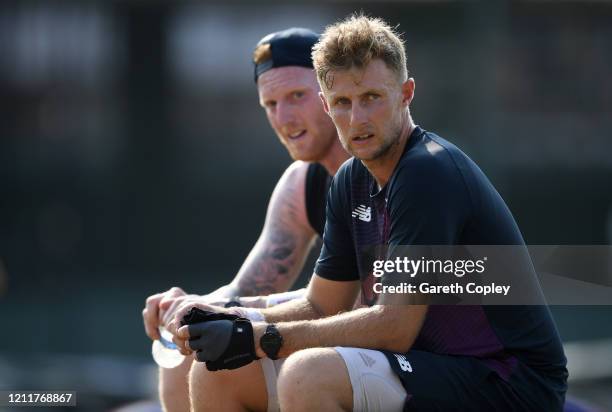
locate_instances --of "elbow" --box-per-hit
[375,304,427,353]
[382,335,416,354]
[306,297,327,319]
[378,322,417,353]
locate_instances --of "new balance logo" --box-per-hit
[394,354,413,372]
[352,205,372,222]
[358,352,376,368]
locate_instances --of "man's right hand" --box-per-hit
[142,286,190,341]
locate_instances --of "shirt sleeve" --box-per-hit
[314,164,359,281]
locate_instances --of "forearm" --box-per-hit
[202,284,266,308]
[256,305,428,358]
[206,284,307,309]
[220,290,307,310]
[260,296,322,323]
[206,284,240,299]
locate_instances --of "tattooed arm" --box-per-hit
[214,161,318,299]
[144,162,317,337]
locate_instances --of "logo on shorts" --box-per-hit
[394,354,412,372]
[352,205,371,222]
[358,352,376,368]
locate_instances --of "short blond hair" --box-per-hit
[312,15,408,89]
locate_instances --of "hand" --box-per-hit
[167,300,230,340]
[142,287,188,341]
[158,293,206,326]
[173,309,259,370]
[178,320,234,361]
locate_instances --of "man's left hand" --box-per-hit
[173,309,260,370]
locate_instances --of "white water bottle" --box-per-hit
[152,325,185,369]
[152,300,186,369]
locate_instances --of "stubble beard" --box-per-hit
[353,122,403,162]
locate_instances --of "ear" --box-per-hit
[319,91,331,116]
[401,78,415,107]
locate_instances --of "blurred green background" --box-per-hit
[0,0,611,410]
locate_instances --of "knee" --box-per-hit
[277,348,352,411]
[188,359,268,412]
[277,349,323,396]
[188,361,221,404]
[159,355,193,412]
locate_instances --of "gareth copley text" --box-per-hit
[373,282,511,296]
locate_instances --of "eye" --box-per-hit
[334,97,350,106]
[264,100,277,109]
[292,91,305,99]
[366,93,380,101]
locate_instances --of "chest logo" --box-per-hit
[394,354,413,372]
[351,204,372,222]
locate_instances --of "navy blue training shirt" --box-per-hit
[314,126,567,410]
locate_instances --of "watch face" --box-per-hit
[261,326,282,359]
[261,332,280,348]
[261,333,276,347]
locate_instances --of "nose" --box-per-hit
[276,101,296,128]
[350,102,367,128]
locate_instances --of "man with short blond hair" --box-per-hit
[172,15,567,411]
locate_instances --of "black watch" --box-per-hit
[260,324,283,360]
[223,297,243,308]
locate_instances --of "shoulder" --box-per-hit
[282,160,310,180]
[272,161,310,197]
[260,161,317,237]
[388,131,473,209]
[266,161,309,224]
[331,157,360,189]
[399,131,465,177]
